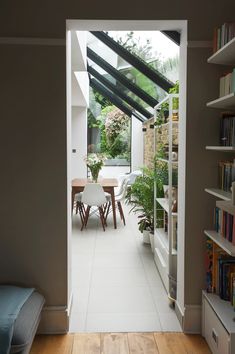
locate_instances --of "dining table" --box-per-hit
[72,178,119,229]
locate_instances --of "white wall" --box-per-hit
[71,30,89,180]
[131,116,144,171]
[72,71,89,107]
[71,107,87,178]
[71,31,87,71]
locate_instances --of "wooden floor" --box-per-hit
[30,333,211,354]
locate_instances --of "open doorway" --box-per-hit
[66,20,187,333]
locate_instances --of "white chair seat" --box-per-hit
[74,192,82,202]
[105,192,111,202]
[75,191,111,203]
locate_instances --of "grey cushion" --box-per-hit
[10,291,45,354]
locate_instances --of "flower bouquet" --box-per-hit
[84,153,106,182]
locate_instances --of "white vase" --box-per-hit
[143,230,150,244]
[149,232,154,252]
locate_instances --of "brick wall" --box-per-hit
[143,117,155,169]
[143,118,178,169]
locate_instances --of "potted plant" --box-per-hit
[126,166,164,246]
[157,161,178,200]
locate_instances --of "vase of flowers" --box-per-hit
[84,153,106,183]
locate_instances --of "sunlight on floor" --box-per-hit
[70,204,181,332]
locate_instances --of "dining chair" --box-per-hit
[105,178,129,226]
[74,192,85,224]
[81,183,108,231]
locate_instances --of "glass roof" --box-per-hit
[87,31,179,119]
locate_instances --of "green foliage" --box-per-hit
[93,89,111,109]
[126,165,165,232]
[117,31,153,61]
[169,81,179,110]
[88,105,131,160]
[105,107,130,159]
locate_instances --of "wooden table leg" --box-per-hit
[72,188,75,215]
[110,188,117,229]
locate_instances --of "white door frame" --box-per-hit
[66,19,188,329]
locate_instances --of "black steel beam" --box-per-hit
[88,65,152,119]
[87,47,158,108]
[161,31,181,46]
[90,78,145,122]
[90,31,174,91]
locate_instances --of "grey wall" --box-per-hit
[0,0,235,327]
[0,0,234,40]
[0,44,67,306]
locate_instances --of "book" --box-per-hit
[218,160,235,191]
[206,238,213,292]
[213,22,235,52]
[231,68,235,93]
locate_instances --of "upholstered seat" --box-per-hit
[10,291,45,354]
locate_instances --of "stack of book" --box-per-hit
[213,22,235,52]
[220,114,235,146]
[219,69,235,97]
[214,207,234,242]
[218,160,235,191]
[206,240,235,305]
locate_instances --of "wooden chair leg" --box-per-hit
[81,205,90,231]
[76,202,79,215]
[78,202,85,224]
[98,207,106,231]
[105,202,111,221]
[117,202,123,221]
[118,201,126,226]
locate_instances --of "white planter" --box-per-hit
[142,230,150,244]
[149,232,154,252]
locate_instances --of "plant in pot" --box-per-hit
[126,167,155,244]
[157,161,178,201]
[126,166,164,246]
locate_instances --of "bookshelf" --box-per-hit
[204,230,235,256]
[153,94,179,301]
[207,92,235,109]
[202,32,235,354]
[205,188,231,201]
[206,146,235,151]
[207,37,235,65]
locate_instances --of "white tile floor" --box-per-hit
[70,204,182,332]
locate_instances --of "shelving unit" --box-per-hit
[202,34,235,354]
[205,188,231,201]
[206,146,235,151]
[153,94,179,299]
[207,92,235,109]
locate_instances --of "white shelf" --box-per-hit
[206,146,235,151]
[205,188,231,201]
[204,230,235,256]
[156,198,177,216]
[156,228,168,250]
[156,157,178,164]
[207,93,235,109]
[207,37,235,65]
[203,290,235,333]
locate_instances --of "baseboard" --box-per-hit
[183,304,202,334]
[38,293,73,334]
[175,300,184,329]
